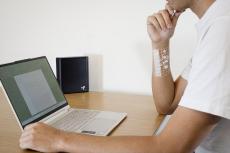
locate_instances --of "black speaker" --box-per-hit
[56,56,89,94]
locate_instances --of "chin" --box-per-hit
[173,6,186,12]
[167,3,177,10]
[175,8,185,12]
[168,2,186,12]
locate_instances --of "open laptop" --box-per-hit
[0,56,127,136]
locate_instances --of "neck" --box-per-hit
[190,0,216,18]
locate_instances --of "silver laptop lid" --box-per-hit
[0,57,68,128]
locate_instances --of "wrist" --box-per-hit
[56,131,70,152]
[152,48,170,77]
[152,41,169,50]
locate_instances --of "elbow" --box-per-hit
[154,98,177,115]
[154,100,176,115]
[153,96,175,115]
[155,104,172,115]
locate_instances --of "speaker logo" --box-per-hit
[81,86,86,91]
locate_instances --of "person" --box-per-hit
[19,0,230,152]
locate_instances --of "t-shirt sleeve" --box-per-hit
[179,19,230,119]
[181,60,192,81]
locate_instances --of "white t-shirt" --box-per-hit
[179,0,230,153]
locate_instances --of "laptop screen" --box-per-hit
[0,57,67,128]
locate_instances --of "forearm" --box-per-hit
[152,73,175,114]
[152,43,175,114]
[60,133,162,153]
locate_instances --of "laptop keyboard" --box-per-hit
[51,110,99,132]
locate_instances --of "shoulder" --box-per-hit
[199,16,230,54]
[207,16,230,38]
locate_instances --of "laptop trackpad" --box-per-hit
[80,118,116,135]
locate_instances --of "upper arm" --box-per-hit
[157,106,220,153]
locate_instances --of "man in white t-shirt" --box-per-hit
[150,0,230,152]
[19,0,230,153]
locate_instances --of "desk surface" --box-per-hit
[0,89,164,153]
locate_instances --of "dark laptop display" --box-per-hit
[0,57,67,128]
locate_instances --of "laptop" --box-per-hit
[0,56,127,136]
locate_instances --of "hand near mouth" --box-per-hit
[165,3,185,18]
[147,5,184,49]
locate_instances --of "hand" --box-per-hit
[20,122,64,153]
[147,4,182,49]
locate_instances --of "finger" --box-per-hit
[20,133,36,149]
[21,129,36,140]
[20,140,30,150]
[20,138,35,150]
[165,4,174,16]
[155,13,167,31]
[147,16,162,31]
[20,133,34,144]
[20,132,30,140]
[24,122,40,131]
[159,10,173,29]
[21,125,40,142]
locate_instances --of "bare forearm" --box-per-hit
[152,44,175,114]
[60,133,161,153]
[152,73,175,114]
[147,6,183,115]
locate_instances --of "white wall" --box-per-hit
[0,0,197,95]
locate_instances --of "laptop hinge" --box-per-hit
[40,105,70,124]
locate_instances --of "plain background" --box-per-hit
[0,0,197,95]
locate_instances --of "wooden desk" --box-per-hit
[0,89,164,153]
